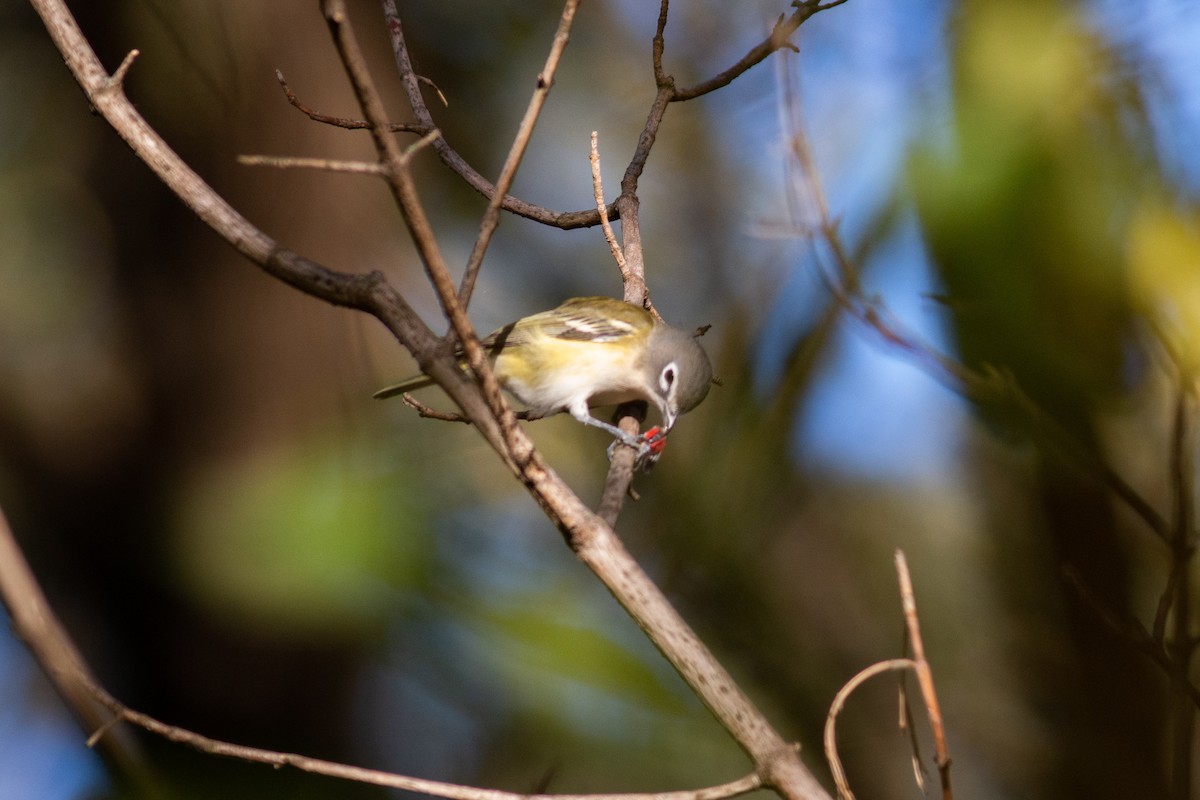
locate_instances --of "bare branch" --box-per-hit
[316,0,850,236]
[589,132,625,268]
[672,8,809,101]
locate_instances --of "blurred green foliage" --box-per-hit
[171,434,428,638]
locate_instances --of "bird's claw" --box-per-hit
[606,426,669,472]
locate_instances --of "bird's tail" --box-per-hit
[373,375,436,400]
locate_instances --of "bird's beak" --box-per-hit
[661,406,678,432]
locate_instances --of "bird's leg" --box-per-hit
[564,405,651,459]
[579,413,649,451]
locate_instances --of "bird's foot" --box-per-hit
[606,426,669,472]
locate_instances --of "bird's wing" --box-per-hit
[377,299,649,400]
[490,297,648,346]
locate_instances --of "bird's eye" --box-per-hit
[660,363,677,393]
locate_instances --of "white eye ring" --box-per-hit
[660,362,678,394]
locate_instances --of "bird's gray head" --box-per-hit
[644,325,713,430]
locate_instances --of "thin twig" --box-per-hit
[402,393,471,423]
[276,69,421,132]
[400,394,537,425]
[824,659,916,800]
[588,131,661,323]
[417,74,449,107]
[589,132,629,285]
[80,670,762,800]
[1154,561,1186,645]
[824,554,953,800]
[895,551,953,800]
[238,154,386,175]
[108,48,139,88]
[671,6,817,101]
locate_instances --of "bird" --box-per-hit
[374,296,712,461]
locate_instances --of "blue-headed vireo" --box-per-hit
[374,296,713,458]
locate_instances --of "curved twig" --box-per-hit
[276,69,421,132]
[824,659,916,800]
[671,2,839,101]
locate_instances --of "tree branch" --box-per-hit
[0,506,156,795]
[83,670,765,800]
[672,3,822,101]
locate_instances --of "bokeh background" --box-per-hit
[3,0,1200,798]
